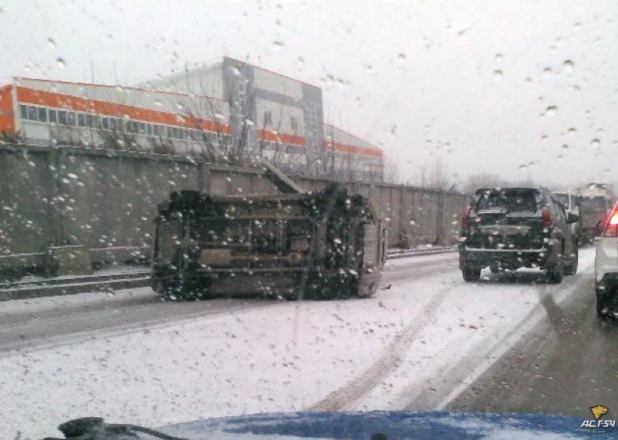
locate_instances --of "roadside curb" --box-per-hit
[0,271,151,301]
[0,247,458,302]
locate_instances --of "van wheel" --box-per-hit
[462,266,481,282]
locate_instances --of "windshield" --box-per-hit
[475,189,539,213]
[2,1,618,439]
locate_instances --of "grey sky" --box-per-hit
[1,0,617,187]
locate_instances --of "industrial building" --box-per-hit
[0,56,383,180]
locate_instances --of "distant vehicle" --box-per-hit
[578,183,616,244]
[595,200,618,320]
[552,189,581,238]
[458,187,579,283]
[151,160,388,300]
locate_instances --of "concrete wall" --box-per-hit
[0,144,469,272]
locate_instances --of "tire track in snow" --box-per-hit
[307,286,452,412]
[407,272,593,411]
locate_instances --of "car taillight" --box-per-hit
[462,206,472,229]
[542,207,551,228]
[603,209,618,237]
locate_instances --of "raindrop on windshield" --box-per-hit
[591,139,601,148]
[567,128,577,136]
[297,57,304,67]
[47,38,56,48]
[562,60,575,73]
[545,106,557,116]
[273,40,285,50]
[397,53,406,66]
[542,67,552,77]
[56,57,66,69]
[493,70,503,81]
[495,54,503,64]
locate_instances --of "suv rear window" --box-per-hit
[581,197,607,210]
[475,189,539,213]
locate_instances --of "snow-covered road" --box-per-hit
[1,249,598,439]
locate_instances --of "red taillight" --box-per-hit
[462,206,472,229]
[603,208,618,237]
[542,207,552,228]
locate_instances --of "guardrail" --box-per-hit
[386,246,458,260]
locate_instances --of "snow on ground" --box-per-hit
[0,250,596,439]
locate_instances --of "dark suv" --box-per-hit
[458,187,579,283]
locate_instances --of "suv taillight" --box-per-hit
[462,206,472,229]
[542,207,552,228]
[603,208,618,237]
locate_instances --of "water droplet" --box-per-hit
[56,58,66,69]
[495,54,503,64]
[545,106,557,117]
[540,134,548,142]
[493,70,503,81]
[245,119,254,127]
[273,40,284,50]
[47,38,56,48]
[561,144,569,150]
[154,99,163,106]
[542,67,552,78]
[230,66,241,76]
[562,60,575,73]
[297,57,304,67]
[591,139,600,148]
[567,127,577,136]
[397,53,406,66]
[524,77,532,85]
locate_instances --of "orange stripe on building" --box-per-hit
[325,141,383,158]
[257,129,305,146]
[0,85,15,133]
[16,87,230,134]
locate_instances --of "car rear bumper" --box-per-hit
[458,244,552,270]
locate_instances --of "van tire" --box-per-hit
[462,266,481,282]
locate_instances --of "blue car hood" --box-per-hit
[159,411,614,439]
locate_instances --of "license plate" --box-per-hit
[480,225,527,236]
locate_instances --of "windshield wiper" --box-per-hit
[41,417,190,440]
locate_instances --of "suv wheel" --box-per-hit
[462,266,481,282]
[597,293,610,321]
[546,259,563,284]
[564,243,579,275]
